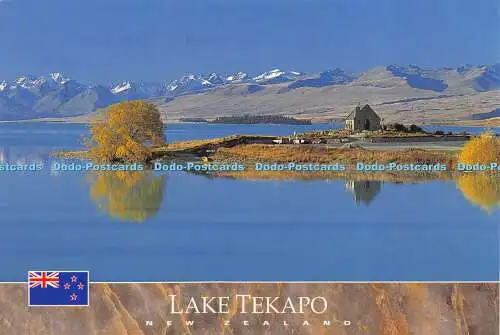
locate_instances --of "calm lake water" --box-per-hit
[0,123,498,282]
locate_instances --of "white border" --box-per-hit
[27,270,90,307]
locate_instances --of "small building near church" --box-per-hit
[345,104,381,131]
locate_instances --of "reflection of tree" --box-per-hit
[345,180,382,206]
[88,171,166,223]
[456,174,500,213]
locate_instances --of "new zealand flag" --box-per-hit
[28,271,89,306]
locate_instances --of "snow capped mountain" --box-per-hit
[111,81,165,99]
[50,72,70,85]
[0,63,498,121]
[8,72,76,94]
[253,69,303,84]
[165,74,216,95]
[207,73,224,85]
[0,72,99,119]
[111,82,132,94]
[225,72,248,83]
[14,75,43,89]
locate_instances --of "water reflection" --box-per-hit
[87,171,166,223]
[345,179,382,206]
[456,174,500,212]
[84,171,499,224]
[0,147,45,166]
[342,174,499,212]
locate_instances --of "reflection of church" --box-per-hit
[345,180,382,205]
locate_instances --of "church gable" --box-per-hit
[358,105,380,121]
[344,104,381,131]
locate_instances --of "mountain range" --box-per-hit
[0,64,499,123]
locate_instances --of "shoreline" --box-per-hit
[37,157,499,184]
[55,136,464,172]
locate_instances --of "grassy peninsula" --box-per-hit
[54,100,498,185]
[56,133,456,170]
[212,144,455,166]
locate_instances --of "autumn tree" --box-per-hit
[458,131,499,164]
[86,100,165,163]
[456,131,500,212]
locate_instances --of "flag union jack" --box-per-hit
[28,271,89,306]
[28,271,60,289]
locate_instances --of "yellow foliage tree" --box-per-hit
[456,131,499,212]
[458,131,500,164]
[86,100,165,163]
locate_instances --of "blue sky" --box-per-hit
[0,0,498,83]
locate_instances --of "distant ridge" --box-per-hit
[0,64,498,122]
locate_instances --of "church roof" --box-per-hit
[345,104,380,121]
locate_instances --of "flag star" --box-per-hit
[70,293,78,301]
[77,283,84,290]
[64,282,71,290]
[71,275,78,282]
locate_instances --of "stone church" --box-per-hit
[345,104,381,131]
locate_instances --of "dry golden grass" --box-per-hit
[216,144,456,166]
[162,137,232,151]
